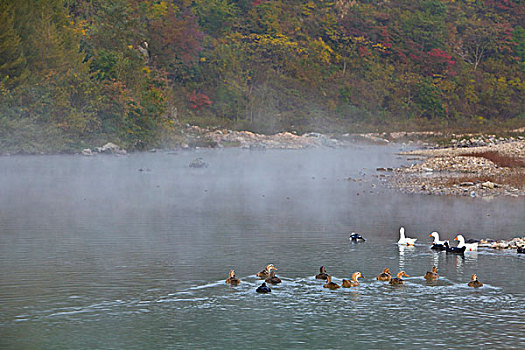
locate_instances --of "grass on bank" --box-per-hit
[443,151,525,189]
[462,151,525,168]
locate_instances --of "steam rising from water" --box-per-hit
[1,147,524,348]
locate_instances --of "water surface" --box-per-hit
[1,146,524,349]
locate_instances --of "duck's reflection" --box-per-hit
[453,254,465,273]
[398,244,415,271]
[431,250,441,267]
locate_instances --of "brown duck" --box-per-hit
[467,274,483,288]
[376,268,392,281]
[342,272,364,288]
[323,275,340,290]
[225,270,241,286]
[265,269,282,284]
[256,264,277,279]
[315,266,329,280]
[390,271,409,285]
[424,266,439,281]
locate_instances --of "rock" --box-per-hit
[481,181,495,189]
[459,182,475,187]
[492,242,509,249]
[97,142,122,153]
[81,148,93,156]
[189,157,208,168]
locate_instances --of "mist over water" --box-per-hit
[1,146,524,349]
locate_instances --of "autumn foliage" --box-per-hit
[0,0,524,152]
[188,90,212,110]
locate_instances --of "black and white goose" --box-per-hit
[444,241,466,254]
[429,231,448,251]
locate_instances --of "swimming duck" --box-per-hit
[225,269,241,285]
[315,266,329,280]
[342,272,364,287]
[256,282,272,293]
[256,264,277,279]
[390,271,409,285]
[429,232,449,250]
[517,246,525,254]
[424,266,439,280]
[398,227,417,246]
[349,232,366,242]
[265,270,282,284]
[455,234,478,251]
[323,275,340,290]
[467,274,483,288]
[444,241,466,254]
[376,268,392,281]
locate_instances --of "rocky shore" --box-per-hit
[74,126,525,199]
[387,136,525,198]
[478,236,525,250]
[190,126,340,149]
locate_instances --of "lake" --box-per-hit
[1,146,524,349]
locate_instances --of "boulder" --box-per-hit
[97,142,121,153]
[481,181,495,189]
[189,157,208,168]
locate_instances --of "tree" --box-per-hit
[0,0,26,87]
[149,7,204,79]
[454,23,498,71]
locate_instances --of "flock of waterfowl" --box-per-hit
[226,227,496,293]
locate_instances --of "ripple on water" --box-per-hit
[7,272,524,349]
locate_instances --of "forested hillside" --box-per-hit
[1,0,524,152]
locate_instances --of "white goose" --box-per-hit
[397,227,417,246]
[455,234,478,251]
[429,231,449,245]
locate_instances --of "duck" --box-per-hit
[349,232,366,242]
[390,271,409,285]
[315,266,329,280]
[225,269,241,285]
[517,246,525,254]
[342,272,364,287]
[467,274,483,288]
[256,282,272,293]
[376,268,392,281]
[444,241,466,254]
[256,264,277,279]
[429,231,449,250]
[397,227,417,246]
[323,275,340,290]
[455,234,478,251]
[265,269,282,284]
[424,266,439,280]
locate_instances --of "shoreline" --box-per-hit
[386,138,525,198]
[2,126,524,200]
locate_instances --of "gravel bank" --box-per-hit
[388,139,525,198]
